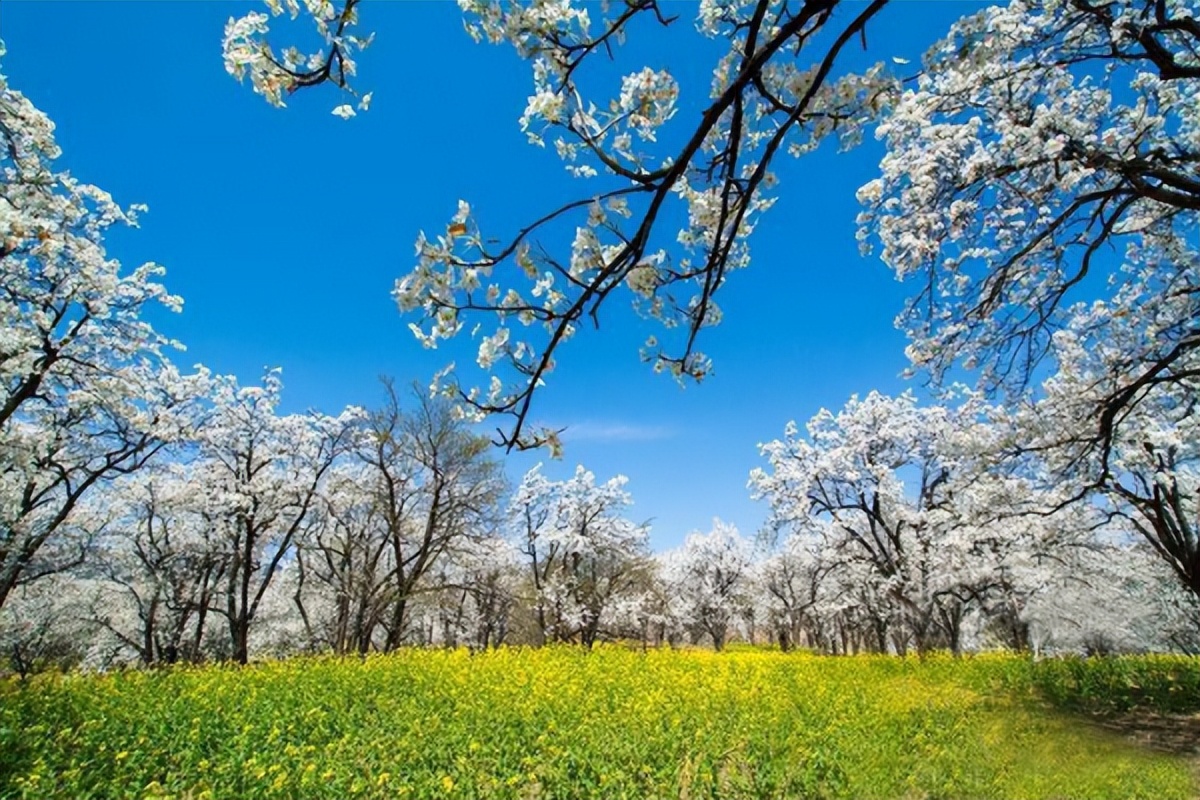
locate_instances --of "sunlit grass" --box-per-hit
[1,648,1195,799]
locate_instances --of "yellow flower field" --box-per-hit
[1,647,1195,799]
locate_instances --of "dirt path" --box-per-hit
[1083,711,1200,794]
[1088,711,1200,758]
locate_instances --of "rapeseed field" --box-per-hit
[1,647,1195,799]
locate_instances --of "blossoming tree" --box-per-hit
[293,383,505,654]
[859,0,1199,434]
[510,463,649,646]
[661,519,752,650]
[0,48,203,611]
[193,371,361,664]
[751,390,1086,654]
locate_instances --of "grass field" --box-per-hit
[2,647,1197,799]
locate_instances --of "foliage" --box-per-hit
[1,648,1195,799]
[1022,654,1200,715]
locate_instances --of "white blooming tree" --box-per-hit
[751,532,836,652]
[400,538,522,650]
[852,0,1200,628]
[195,371,361,664]
[0,573,105,675]
[662,519,752,650]
[291,461,388,654]
[752,391,1030,654]
[88,464,229,665]
[1008,533,1192,655]
[510,463,649,646]
[451,535,523,650]
[0,48,205,612]
[294,383,505,653]
[751,386,1196,653]
[1025,324,1200,603]
[615,556,690,649]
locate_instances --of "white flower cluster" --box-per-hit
[223,0,373,115]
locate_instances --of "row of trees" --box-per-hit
[751,390,1200,656]
[0,352,504,671]
[4,382,1196,673]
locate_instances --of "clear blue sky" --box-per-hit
[4,1,973,550]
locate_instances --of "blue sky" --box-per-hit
[4,1,974,550]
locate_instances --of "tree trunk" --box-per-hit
[230,617,250,665]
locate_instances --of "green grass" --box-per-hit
[0,648,1195,799]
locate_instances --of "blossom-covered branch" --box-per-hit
[859,0,1199,460]
[228,0,897,449]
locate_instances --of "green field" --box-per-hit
[2,648,1197,799]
